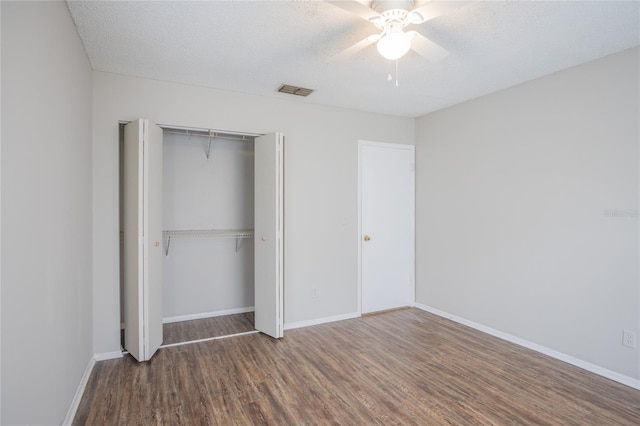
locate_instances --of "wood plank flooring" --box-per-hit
[162,312,255,345]
[74,308,640,425]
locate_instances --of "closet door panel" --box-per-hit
[123,120,144,361]
[144,120,164,358]
[254,133,284,338]
[123,118,163,362]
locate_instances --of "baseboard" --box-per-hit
[163,306,255,324]
[93,350,124,361]
[62,355,95,425]
[285,312,360,330]
[414,303,640,390]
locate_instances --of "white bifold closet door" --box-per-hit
[123,118,164,362]
[254,133,284,338]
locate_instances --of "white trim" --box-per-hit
[357,140,416,315]
[284,312,359,330]
[414,303,640,390]
[62,356,96,425]
[159,330,260,349]
[93,350,124,361]
[275,133,285,338]
[357,142,363,316]
[162,306,254,324]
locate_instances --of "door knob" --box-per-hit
[261,236,267,241]
[364,235,371,241]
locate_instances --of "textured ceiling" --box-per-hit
[67,0,640,118]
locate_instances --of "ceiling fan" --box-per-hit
[329,0,467,62]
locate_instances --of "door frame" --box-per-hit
[357,140,416,315]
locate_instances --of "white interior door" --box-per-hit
[359,141,415,314]
[254,133,284,338]
[123,118,163,361]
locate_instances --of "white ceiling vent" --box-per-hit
[277,84,314,97]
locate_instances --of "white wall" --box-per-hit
[0,7,2,422]
[162,133,255,318]
[1,1,93,424]
[416,47,639,381]
[93,72,414,354]
[1,4,3,421]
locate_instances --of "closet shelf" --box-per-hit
[161,126,258,159]
[163,229,254,239]
[163,229,254,255]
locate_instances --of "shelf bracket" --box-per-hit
[203,131,213,159]
[164,235,171,256]
[235,237,244,253]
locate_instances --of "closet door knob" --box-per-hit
[364,235,371,241]
[261,236,267,242]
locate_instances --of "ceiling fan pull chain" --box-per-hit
[385,60,399,86]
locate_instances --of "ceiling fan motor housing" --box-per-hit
[371,0,415,15]
[370,0,422,29]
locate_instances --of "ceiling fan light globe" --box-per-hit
[377,32,411,60]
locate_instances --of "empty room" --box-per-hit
[1,0,639,424]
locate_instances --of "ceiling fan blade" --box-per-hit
[407,31,449,62]
[326,0,381,21]
[410,1,471,24]
[333,34,380,61]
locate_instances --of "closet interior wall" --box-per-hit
[162,129,255,321]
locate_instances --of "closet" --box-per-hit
[121,119,283,362]
[162,127,256,324]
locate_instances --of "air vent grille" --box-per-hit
[277,84,314,97]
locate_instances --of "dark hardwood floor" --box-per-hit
[162,312,255,345]
[75,308,640,425]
